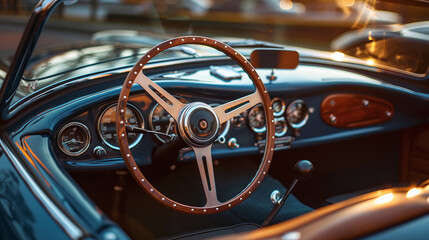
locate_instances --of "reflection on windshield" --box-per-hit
[20,0,427,77]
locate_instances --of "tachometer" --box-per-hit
[248,105,266,133]
[57,122,91,156]
[98,104,143,150]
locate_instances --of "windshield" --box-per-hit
[1,0,428,103]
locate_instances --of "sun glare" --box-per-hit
[331,51,345,62]
[375,193,394,204]
[406,188,423,198]
[279,0,294,10]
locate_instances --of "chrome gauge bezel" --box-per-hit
[274,117,288,137]
[97,103,144,150]
[57,122,91,157]
[248,105,266,133]
[286,99,309,129]
[271,98,286,117]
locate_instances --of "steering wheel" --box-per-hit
[116,36,275,214]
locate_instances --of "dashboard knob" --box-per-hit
[270,190,281,204]
[228,138,240,149]
[93,146,107,158]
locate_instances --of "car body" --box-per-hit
[0,0,429,239]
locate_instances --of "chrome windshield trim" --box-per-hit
[0,138,83,239]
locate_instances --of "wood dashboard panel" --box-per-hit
[321,94,394,128]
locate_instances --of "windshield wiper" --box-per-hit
[224,39,284,48]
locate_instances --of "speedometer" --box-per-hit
[98,103,143,150]
[149,97,188,143]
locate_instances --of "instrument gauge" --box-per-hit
[271,98,286,117]
[98,104,143,150]
[286,100,309,129]
[248,105,266,133]
[231,114,245,127]
[275,117,288,137]
[57,122,91,156]
[149,97,188,143]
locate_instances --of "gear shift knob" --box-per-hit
[293,160,314,181]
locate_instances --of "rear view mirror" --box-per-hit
[250,49,299,69]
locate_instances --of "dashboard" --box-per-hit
[31,61,427,171]
[55,91,310,164]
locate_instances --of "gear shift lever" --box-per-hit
[262,160,314,227]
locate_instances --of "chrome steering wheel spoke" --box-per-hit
[213,91,262,124]
[192,144,221,207]
[135,72,186,121]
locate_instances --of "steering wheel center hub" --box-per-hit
[178,102,220,147]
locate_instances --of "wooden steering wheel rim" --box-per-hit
[116,36,275,214]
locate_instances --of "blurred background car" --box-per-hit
[331,21,429,74]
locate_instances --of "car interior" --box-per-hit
[16,45,429,239]
[1,0,429,239]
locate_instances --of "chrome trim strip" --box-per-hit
[0,138,83,239]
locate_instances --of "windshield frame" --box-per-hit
[0,0,63,121]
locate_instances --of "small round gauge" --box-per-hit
[98,104,143,150]
[248,105,266,133]
[149,97,188,143]
[286,100,309,129]
[231,114,245,127]
[275,117,287,137]
[271,98,286,117]
[57,122,91,156]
